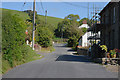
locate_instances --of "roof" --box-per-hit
[99,2,112,16]
[82,20,87,24]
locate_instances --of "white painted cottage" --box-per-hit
[78,20,91,47]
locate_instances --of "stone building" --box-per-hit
[99,2,120,50]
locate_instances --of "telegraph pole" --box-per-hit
[91,3,95,45]
[88,2,89,19]
[45,10,47,24]
[32,0,36,50]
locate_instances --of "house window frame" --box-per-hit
[113,6,116,24]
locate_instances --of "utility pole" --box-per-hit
[32,0,36,50]
[88,2,89,19]
[91,3,95,45]
[61,25,63,42]
[45,10,47,24]
[95,5,97,44]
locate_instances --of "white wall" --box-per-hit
[81,32,91,47]
[78,24,89,28]
[78,24,91,47]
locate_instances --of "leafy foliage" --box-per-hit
[2,8,63,73]
[109,50,116,55]
[55,14,83,49]
[24,10,56,47]
[81,27,87,34]
[67,36,78,47]
[100,45,108,52]
[55,14,83,38]
[91,44,107,58]
[24,10,38,22]
[36,26,53,47]
[2,10,36,67]
[64,14,80,21]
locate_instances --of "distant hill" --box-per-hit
[1,8,63,27]
[38,15,63,27]
[1,8,30,21]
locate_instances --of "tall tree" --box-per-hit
[55,14,83,38]
[65,14,80,21]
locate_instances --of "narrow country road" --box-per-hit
[3,43,118,78]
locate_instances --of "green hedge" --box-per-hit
[2,10,37,68]
[36,26,53,47]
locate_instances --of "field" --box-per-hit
[1,8,63,27]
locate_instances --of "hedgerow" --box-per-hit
[2,12,36,67]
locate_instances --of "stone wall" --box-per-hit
[77,48,88,55]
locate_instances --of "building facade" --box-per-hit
[78,20,91,47]
[99,2,120,50]
[78,32,91,47]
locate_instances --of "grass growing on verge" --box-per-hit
[0,57,1,75]
[40,46,55,53]
[2,52,43,74]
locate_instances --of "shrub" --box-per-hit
[2,11,37,67]
[67,36,78,48]
[100,45,108,52]
[2,13,27,66]
[91,44,106,58]
[81,27,87,33]
[36,26,53,47]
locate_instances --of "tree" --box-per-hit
[81,27,87,34]
[36,25,53,47]
[24,10,38,22]
[65,14,80,28]
[64,14,80,21]
[55,14,82,38]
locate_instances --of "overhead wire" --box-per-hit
[40,0,45,14]
[60,2,103,10]
[21,1,26,11]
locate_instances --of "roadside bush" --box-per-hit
[2,13,26,66]
[91,44,106,59]
[20,44,36,62]
[36,26,53,47]
[67,36,78,47]
[2,12,36,67]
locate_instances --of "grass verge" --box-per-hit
[2,53,43,74]
[40,46,55,53]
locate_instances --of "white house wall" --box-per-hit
[78,23,91,47]
[79,24,89,28]
[81,32,91,47]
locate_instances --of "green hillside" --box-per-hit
[1,8,30,21]
[1,8,63,27]
[38,15,63,27]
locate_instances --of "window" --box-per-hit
[113,7,116,23]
